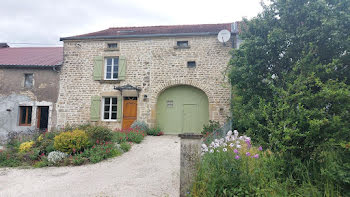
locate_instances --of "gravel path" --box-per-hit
[0,136,180,197]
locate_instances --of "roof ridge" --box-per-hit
[108,22,233,29]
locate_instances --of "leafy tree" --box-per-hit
[230,0,350,193]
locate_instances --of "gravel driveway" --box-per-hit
[0,135,180,197]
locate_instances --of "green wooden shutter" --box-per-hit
[117,97,122,120]
[118,56,126,80]
[90,96,101,121]
[93,56,103,80]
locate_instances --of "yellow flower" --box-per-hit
[19,141,35,153]
[37,134,43,142]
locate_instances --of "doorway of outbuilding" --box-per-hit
[156,85,209,134]
[36,106,49,130]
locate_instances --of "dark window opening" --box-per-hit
[19,106,32,126]
[177,41,189,47]
[187,61,196,68]
[107,43,118,48]
[24,74,33,88]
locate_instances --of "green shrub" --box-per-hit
[86,126,113,143]
[112,132,127,143]
[201,120,220,136]
[115,128,145,144]
[120,142,131,152]
[35,132,56,155]
[33,156,49,168]
[83,142,121,163]
[130,120,149,132]
[54,129,90,154]
[72,153,87,166]
[147,127,164,136]
[0,150,21,167]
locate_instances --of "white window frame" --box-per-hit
[104,57,119,80]
[102,97,118,121]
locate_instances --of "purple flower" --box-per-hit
[258,146,263,151]
[234,149,239,154]
[245,139,251,149]
[253,154,259,158]
[235,155,240,160]
[246,152,251,156]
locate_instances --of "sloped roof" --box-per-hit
[0,47,63,68]
[61,23,239,40]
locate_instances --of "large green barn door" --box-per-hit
[156,85,209,134]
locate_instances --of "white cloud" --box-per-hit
[0,0,263,47]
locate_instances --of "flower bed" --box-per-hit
[0,125,146,168]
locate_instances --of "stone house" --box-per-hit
[0,45,63,142]
[57,23,240,134]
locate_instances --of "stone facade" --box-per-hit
[57,35,234,129]
[0,68,59,143]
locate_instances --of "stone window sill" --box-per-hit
[174,46,190,49]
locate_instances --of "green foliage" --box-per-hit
[112,132,127,143]
[147,127,164,136]
[229,0,350,194]
[130,120,149,132]
[35,132,57,154]
[72,153,87,166]
[120,142,131,152]
[83,142,121,163]
[115,128,145,144]
[201,120,220,136]
[54,129,90,154]
[86,126,113,143]
[33,156,49,168]
[0,150,21,167]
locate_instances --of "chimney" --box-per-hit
[0,43,9,48]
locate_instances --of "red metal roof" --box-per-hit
[61,23,239,40]
[0,47,63,67]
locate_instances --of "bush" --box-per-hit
[130,120,149,132]
[83,142,121,163]
[0,150,21,167]
[72,153,87,166]
[48,151,68,164]
[18,141,34,153]
[147,127,164,136]
[86,126,113,143]
[115,128,145,144]
[120,142,131,152]
[35,132,56,155]
[33,156,49,168]
[112,132,127,143]
[201,120,220,136]
[54,129,90,154]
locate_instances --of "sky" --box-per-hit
[0,0,264,47]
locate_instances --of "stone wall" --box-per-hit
[0,68,59,143]
[57,35,233,129]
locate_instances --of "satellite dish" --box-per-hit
[217,29,231,43]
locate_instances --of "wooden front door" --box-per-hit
[122,97,137,129]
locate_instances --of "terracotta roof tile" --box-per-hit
[0,47,63,67]
[61,23,240,40]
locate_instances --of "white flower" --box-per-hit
[223,148,227,152]
[226,130,232,136]
[234,130,239,137]
[225,136,230,142]
[216,150,220,152]
[222,143,227,147]
[209,149,214,153]
[236,144,242,148]
[202,144,208,149]
[48,151,68,164]
[229,143,234,147]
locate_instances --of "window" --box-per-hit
[103,97,117,120]
[107,43,118,48]
[19,106,32,126]
[177,41,189,47]
[167,100,174,108]
[105,57,119,80]
[24,74,33,88]
[187,61,196,68]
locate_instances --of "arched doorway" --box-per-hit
[156,85,209,134]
